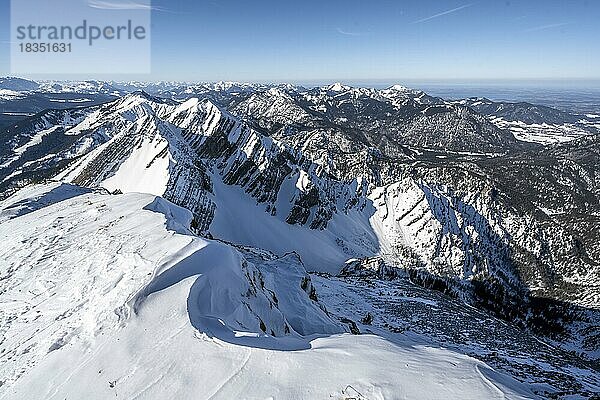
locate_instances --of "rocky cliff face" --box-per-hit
[1,86,598,362]
[231,84,523,154]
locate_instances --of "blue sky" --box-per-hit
[1,0,599,83]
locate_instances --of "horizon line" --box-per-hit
[3,75,600,83]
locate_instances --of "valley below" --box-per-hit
[0,78,599,399]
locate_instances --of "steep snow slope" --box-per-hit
[209,172,377,272]
[1,91,598,365]
[0,183,537,399]
[51,92,373,236]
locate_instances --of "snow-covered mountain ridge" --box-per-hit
[1,81,599,398]
[3,77,598,142]
[0,182,547,399]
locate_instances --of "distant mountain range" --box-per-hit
[1,77,599,398]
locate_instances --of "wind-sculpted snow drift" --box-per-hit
[0,183,537,399]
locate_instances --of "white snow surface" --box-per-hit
[488,117,591,144]
[0,183,536,399]
[12,126,60,156]
[0,89,25,100]
[100,132,173,196]
[210,173,378,273]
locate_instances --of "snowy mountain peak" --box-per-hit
[326,82,351,92]
[176,96,202,110]
[387,84,410,91]
[2,80,600,398]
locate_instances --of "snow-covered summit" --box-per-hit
[0,182,539,399]
[387,84,410,91]
[325,82,352,92]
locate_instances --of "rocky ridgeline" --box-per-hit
[0,86,598,362]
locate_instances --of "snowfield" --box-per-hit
[488,116,592,144]
[0,90,25,101]
[0,183,537,399]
